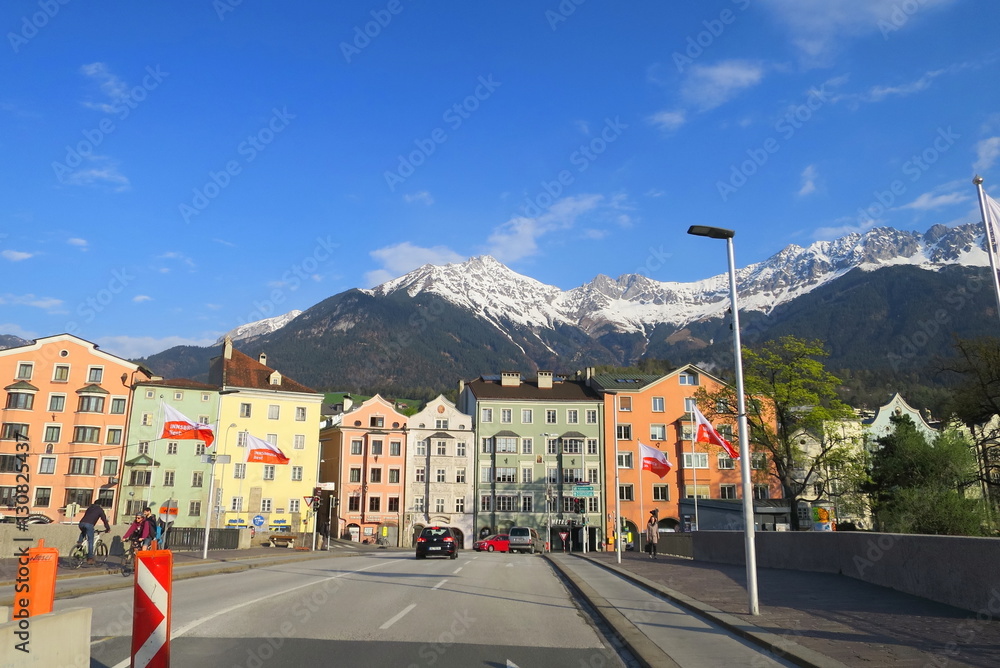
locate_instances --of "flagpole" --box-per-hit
[973,175,1000,325]
[691,435,699,531]
[610,391,622,564]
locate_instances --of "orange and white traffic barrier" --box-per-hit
[131,549,173,668]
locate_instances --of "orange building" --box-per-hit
[0,334,152,525]
[594,365,780,546]
[319,395,408,544]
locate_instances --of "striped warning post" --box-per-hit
[131,549,173,668]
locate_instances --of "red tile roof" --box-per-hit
[209,345,317,394]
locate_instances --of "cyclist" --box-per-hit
[141,506,159,550]
[78,502,111,565]
[123,513,151,549]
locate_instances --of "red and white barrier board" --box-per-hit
[131,549,173,668]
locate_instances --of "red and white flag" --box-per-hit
[245,432,290,465]
[160,403,215,448]
[692,405,739,460]
[638,442,672,478]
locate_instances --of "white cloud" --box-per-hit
[61,155,130,192]
[486,194,604,263]
[80,62,129,113]
[813,217,880,240]
[648,110,686,131]
[133,295,152,303]
[0,323,36,339]
[798,165,818,196]
[975,137,1000,172]
[365,242,467,287]
[645,189,666,198]
[901,190,970,210]
[681,61,764,111]
[95,335,216,359]
[867,69,944,102]
[1,250,33,261]
[158,251,196,270]
[403,191,434,205]
[0,293,64,310]
[67,237,88,250]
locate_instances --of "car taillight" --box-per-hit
[417,537,427,543]
[443,536,454,542]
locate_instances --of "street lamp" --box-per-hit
[607,391,622,564]
[202,390,240,560]
[686,224,760,616]
[542,432,558,552]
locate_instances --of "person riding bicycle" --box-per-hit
[123,513,151,549]
[78,502,111,565]
[141,506,160,549]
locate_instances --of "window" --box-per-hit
[720,484,738,499]
[521,467,533,483]
[78,395,105,413]
[650,424,666,441]
[87,367,103,383]
[0,455,24,473]
[145,390,154,399]
[263,465,275,481]
[349,468,361,483]
[546,437,558,455]
[587,468,599,483]
[390,441,401,456]
[369,416,384,428]
[547,468,558,484]
[681,425,693,441]
[106,428,122,445]
[685,485,710,499]
[588,497,599,513]
[350,440,362,455]
[130,470,151,485]
[141,412,154,427]
[567,409,578,424]
[53,365,69,382]
[480,467,492,483]
[619,396,632,412]
[617,452,633,469]
[435,498,445,513]
[268,405,280,420]
[16,363,33,380]
[48,395,65,412]
[370,440,383,456]
[455,468,466,483]
[388,497,400,512]
[266,434,278,445]
[496,467,515,483]
[416,440,427,456]
[521,438,532,454]
[496,437,517,453]
[435,418,449,429]
[189,501,202,516]
[173,392,184,401]
[195,444,206,456]
[753,485,770,500]
[388,468,400,483]
[545,409,557,424]
[751,453,767,470]
[521,495,533,512]
[2,423,28,440]
[683,452,709,469]
[481,438,493,454]
[586,409,597,424]
[562,468,583,483]
[295,407,307,421]
[99,489,115,508]
[562,439,582,454]
[454,498,465,513]
[231,497,244,512]
[718,424,734,440]
[65,488,92,507]
[652,396,665,412]
[679,371,699,385]
[495,495,516,511]
[293,435,305,450]
[369,497,380,512]
[202,393,211,402]
[456,441,466,456]
[436,469,446,483]
[718,454,735,470]
[480,407,493,423]
[234,463,246,479]
[500,408,512,424]
[587,439,598,455]
[239,403,252,418]
[39,457,56,474]
[684,397,697,414]
[166,442,178,455]
[618,484,634,501]
[616,424,632,440]
[348,497,361,512]
[44,425,61,442]
[436,441,447,456]
[68,457,96,475]
[192,471,204,487]
[101,459,118,476]
[289,499,300,513]
[562,497,576,513]
[413,496,424,512]
[415,467,425,482]
[34,487,51,507]
[6,392,34,410]
[653,485,670,501]
[163,471,175,487]
[521,409,532,424]
[291,466,303,481]
[370,468,382,483]
[261,499,273,513]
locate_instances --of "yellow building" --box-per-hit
[208,338,323,537]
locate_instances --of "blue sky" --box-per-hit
[2,0,999,358]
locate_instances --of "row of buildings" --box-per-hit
[3,333,932,549]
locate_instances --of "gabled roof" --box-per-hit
[125,454,161,467]
[209,340,317,394]
[76,383,109,395]
[591,374,662,392]
[4,380,38,392]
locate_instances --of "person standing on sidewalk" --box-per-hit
[78,502,111,564]
[646,510,659,560]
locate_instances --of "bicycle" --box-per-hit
[69,530,109,568]
[119,538,142,578]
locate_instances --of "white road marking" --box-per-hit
[380,603,416,630]
[432,579,448,590]
[453,566,463,573]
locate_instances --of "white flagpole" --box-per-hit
[973,175,1000,325]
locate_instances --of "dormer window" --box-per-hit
[370,416,384,428]
[269,371,281,385]
[679,371,699,386]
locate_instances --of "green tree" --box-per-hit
[865,414,986,535]
[699,336,858,530]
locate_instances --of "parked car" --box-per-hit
[508,526,544,554]
[415,526,458,559]
[473,534,510,552]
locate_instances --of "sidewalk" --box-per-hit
[576,550,1000,668]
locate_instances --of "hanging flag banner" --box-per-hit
[638,442,672,478]
[160,403,215,448]
[692,405,740,460]
[245,432,290,465]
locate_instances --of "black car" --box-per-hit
[415,526,458,559]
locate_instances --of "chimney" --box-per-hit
[223,336,233,360]
[586,366,594,386]
[501,371,521,387]
[537,370,553,389]
[458,379,465,396]
[343,395,353,412]
[258,352,268,366]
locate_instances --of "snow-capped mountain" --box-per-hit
[215,310,302,344]
[365,223,987,337]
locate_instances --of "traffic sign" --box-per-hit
[252,515,265,527]
[574,485,594,498]
[304,496,314,507]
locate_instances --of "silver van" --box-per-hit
[508,526,544,554]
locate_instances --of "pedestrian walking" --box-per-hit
[646,510,659,560]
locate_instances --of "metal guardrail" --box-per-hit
[164,527,240,551]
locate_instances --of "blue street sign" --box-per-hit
[252,514,265,527]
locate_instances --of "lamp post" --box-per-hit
[686,224,760,616]
[607,391,622,564]
[202,390,239,560]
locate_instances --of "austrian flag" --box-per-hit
[160,403,215,448]
[245,432,290,465]
[638,442,672,478]
[692,405,740,460]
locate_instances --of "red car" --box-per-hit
[473,534,510,552]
